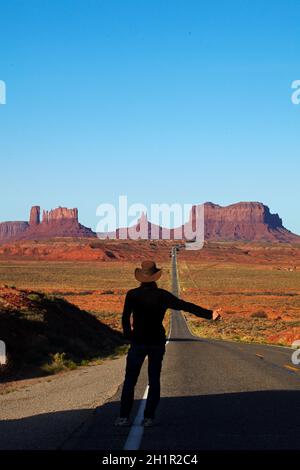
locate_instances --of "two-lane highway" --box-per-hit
[70,248,300,450]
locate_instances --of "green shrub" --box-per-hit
[27,293,42,302]
[41,352,77,374]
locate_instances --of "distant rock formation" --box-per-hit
[0,201,299,244]
[114,212,163,240]
[0,206,95,242]
[105,202,300,243]
[42,207,78,223]
[29,206,40,226]
[199,202,299,242]
[0,221,29,241]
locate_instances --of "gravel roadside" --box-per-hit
[0,355,126,449]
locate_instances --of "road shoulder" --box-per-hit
[0,355,126,449]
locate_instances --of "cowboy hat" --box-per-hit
[135,260,162,283]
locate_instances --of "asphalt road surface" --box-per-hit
[68,248,300,450]
[0,356,126,450]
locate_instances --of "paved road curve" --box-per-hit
[71,248,300,450]
[0,356,126,450]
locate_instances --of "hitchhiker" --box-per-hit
[115,260,221,427]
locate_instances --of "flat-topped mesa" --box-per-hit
[111,202,299,243]
[187,202,294,242]
[29,206,40,226]
[42,207,78,224]
[203,202,283,227]
[0,201,298,243]
[0,221,29,241]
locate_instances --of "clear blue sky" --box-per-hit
[0,0,299,233]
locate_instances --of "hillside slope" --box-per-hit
[0,286,125,378]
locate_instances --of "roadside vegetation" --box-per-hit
[186,314,300,346]
[0,286,127,380]
[179,258,300,347]
[0,260,172,335]
[0,260,173,381]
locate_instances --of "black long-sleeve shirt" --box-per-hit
[122,282,213,344]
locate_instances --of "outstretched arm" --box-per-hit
[165,291,213,319]
[122,292,133,340]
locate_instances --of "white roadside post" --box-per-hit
[0,340,6,365]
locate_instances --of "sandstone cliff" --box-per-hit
[29,206,40,226]
[0,206,95,243]
[42,207,78,223]
[0,221,29,242]
[108,202,300,243]
[200,202,299,242]
[1,202,299,244]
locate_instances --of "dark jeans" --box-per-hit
[120,343,166,419]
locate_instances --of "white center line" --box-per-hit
[123,249,176,450]
[123,384,149,450]
[123,325,172,450]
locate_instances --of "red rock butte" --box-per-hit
[29,206,40,226]
[104,202,300,244]
[198,202,300,243]
[0,202,299,244]
[0,206,95,242]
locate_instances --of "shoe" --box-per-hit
[142,418,154,427]
[114,417,130,426]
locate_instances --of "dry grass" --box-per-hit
[0,286,127,380]
[0,260,173,335]
[179,258,300,346]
